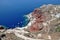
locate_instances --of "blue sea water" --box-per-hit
[0,0,60,28]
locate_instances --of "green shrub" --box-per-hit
[55,26,60,32]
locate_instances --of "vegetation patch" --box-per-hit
[55,26,60,32]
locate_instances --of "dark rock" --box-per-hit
[0,38,1,40]
[1,34,6,38]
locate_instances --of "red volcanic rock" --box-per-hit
[32,8,42,18]
[33,8,42,14]
[29,24,39,32]
[29,8,46,32]
[29,23,43,32]
[36,15,45,23]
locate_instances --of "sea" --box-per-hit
[0,0,60,29]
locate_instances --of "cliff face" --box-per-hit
[0,4,60,40]
[28,4,60,33]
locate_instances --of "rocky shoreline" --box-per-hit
[0,4,60,40]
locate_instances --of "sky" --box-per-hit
[0,0,60,28]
